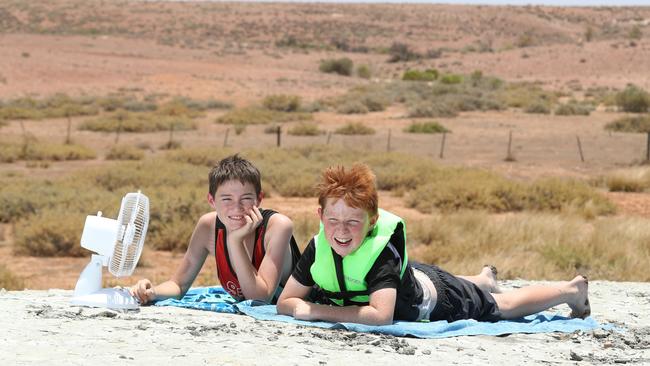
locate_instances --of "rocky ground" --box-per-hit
[2,280,649,365]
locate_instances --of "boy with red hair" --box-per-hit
[277,164,590,325]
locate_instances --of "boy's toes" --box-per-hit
[484,264,498,277]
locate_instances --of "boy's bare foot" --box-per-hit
[568,275,591,319]
[482,265,501,294]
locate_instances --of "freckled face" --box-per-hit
[210,180,260,231]
[319,198,376,257]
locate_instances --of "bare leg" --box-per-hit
[458,265,501,294]
[492,275,590,319]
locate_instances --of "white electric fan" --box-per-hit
[71,191,149,310]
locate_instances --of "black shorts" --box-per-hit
[410,262,502,322]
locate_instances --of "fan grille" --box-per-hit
[110,192,149,277]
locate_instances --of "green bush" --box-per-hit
[604,115,650,133]
[336,101,369,114]
[288,122,324,136]
[0,141,96,162]
[335,122,375,135]
[616,85,650,113]
[356,64,372,79]
[319,58,353,76]
[402,69,439,82]
[555,102,593,116]
[404,121,449,134]
[106,145,145,160]
[80,111,196,132]
[525,102,551,114]
[13,209,87,257]
[262,94,301,112]
[388,42,421,62]
[215,107,312,125]
[440,74,463,85]
[408,102,458,118]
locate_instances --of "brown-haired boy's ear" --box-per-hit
[257,191,264,206]
[207,193,216,209]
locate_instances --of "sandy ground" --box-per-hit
[2,280,650,365]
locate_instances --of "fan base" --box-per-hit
[71,288,139,310]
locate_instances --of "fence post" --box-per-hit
[223,128,229,148]
[326,131,332,145]
[504,130,515,162]
[439,132,446,159]
[387,129,392,152]
[65,114,72,145]
[646,132,650,162]
[276,126,281,147]
[576,135,585,162]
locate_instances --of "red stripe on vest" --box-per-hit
[215,225,267,298]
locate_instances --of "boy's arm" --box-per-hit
[131,212,211,304]
[228,209,294,301]
[277,276,397,326]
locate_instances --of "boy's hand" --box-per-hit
[130,279,156,305]
[229,206,263,243]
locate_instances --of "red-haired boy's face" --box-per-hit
[318,198,376,257]
[208,180,262,231]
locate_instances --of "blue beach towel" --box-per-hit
[154,286,238,314]
[236,302,603,339]
[155,286,604,338]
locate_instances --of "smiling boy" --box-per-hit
[131,154,300,304]
[277,164,590,325]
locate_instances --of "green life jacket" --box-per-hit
[310,209,407,306]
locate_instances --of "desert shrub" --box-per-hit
[0,94,100,121]
[408,101,458,118]
[440,74,463,85]
[13,209,87,257]
[604,115,650,133]
[406,171,614,215]
[356,64,371,79]
[524,102,551,114]
[0,140,96,162]
[159,140,183,150]
[215,107,312,125]
[402,69,438,82]
[516,31,535,48]
[526,178,615,214]
[615,85,650,113]
[264,125,281,134]
[604,168,650,192]
[336,101,369,114]
[165,147,233,167]
[387,42,421,62]
[500,82,558,109]
[262,94,301,112]
[170,96,232,111]
[628,25,643,40]
[288,122,324,136]
[319,58,353,76]
[335,122,375,135]
[410,212,650,281]
[106,145,145,160]
[80,111,196,132]
[0,265,24,290]
[404,121,449,134]
[554,102,593,116]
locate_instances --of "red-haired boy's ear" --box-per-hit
[317,206,323,219]
[369,213,378,228]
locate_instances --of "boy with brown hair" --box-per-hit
[277,164,590,325]
[131,154,300,304]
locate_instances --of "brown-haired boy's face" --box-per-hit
[318,198,376,257]
[208,180,261,231]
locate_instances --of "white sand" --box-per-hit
[2,280,649,365]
